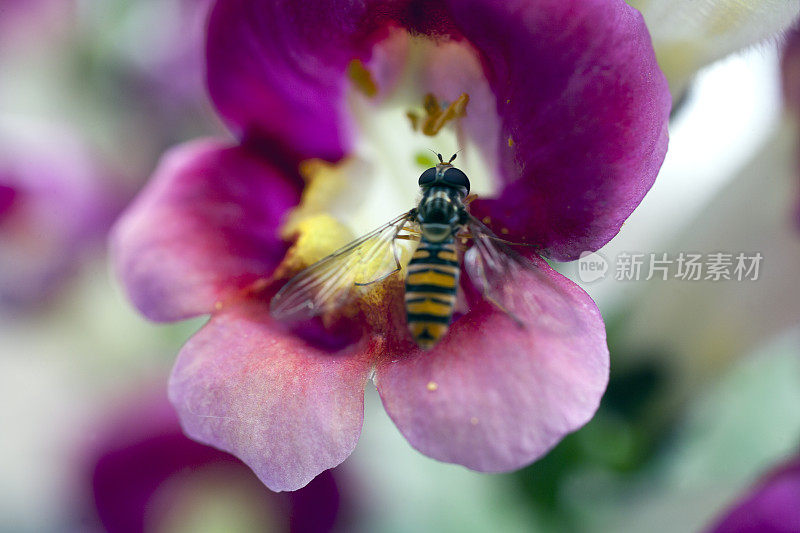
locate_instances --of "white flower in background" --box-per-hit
[630,0,800,96]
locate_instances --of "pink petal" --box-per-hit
[111,139,300,321]
[168,302,372,492]
[375,258,608,471]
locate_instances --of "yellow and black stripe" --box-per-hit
[405,239,460,348]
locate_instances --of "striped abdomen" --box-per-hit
[405,238,460,348]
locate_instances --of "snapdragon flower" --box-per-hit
[113,0,671,491]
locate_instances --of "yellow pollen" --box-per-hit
[347,59,378,97]
[213,301,223,311]
[501,227,509,235]
[507,136,514,148]
[470,417,479,425]
[426,381,439,392]
[482,216,491,224]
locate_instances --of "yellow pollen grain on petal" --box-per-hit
[347,59,378,98]
[482,216,491,224]
[507,136,514,148]
[213,301,223,311]
[427,381,439,391]
[470,417,479,425]
[501,227,509,235]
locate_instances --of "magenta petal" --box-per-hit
[375,259,608,471]
[207,0,381,160]
[111,140,300,321]
[448,0,670,260]
[168,303,372,492]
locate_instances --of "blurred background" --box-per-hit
[1,1,799,532]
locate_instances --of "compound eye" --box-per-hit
[418,167,437,187]
[443,167,470,192]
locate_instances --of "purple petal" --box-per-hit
[374,257,608,471]
[207,0,371,160]
[168,302,372,492]
[707,455,800,533]
[111,139,300,321]
[456,0,670,260]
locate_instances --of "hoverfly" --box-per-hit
[271,153,576,348]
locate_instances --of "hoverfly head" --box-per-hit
[418,153,469,195]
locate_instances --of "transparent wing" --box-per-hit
[271,211,419,320]
[463,215,580,333]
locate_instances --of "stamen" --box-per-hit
[421,92,470,136]
[347,59,378,97]
[406,92,470,136]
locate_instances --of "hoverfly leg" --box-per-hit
[480,264,525,328]
[485,293,525,328]
[459,231,537,248]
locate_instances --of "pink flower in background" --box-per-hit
[784,27,800,113]
[0,0,73,49]
[112,0,670,490]
[781,26,800,229]
[110,0,215,106]
[85,386,342,533]
[707,454,800,533]
[0,117,119,310]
